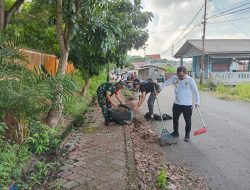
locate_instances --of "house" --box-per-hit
[137,65,166,81]
[145,54,161,60]
[132,62,148,69]
[174,39,250,85]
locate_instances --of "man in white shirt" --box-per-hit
[161,67,200,142]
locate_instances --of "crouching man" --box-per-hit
[133,79,161,119]
[97,81,126,126]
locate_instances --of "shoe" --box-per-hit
[170,131,179,138]
[104,121,109,126]
[184,134,190,142]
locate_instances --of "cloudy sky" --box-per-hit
[129,0,250,59]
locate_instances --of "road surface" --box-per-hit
[139,86,250,190]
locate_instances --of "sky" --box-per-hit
[129,0,250,59]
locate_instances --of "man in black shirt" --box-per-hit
[133,79,161,118]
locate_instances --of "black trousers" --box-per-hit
[172,103,193,135]
[147,91,156,115]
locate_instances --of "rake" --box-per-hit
[194,106,207,136]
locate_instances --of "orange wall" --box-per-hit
[21,49,74,75]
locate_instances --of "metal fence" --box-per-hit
[210,72,250,85]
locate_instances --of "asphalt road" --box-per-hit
[139,86,250,190]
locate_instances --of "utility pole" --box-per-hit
[200,0,207,85]
[171,45,174,62]
[143,44,148,61]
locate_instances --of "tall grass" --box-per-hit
[63,70,106,117]
[235,83,250,100]
[216,82,250,102]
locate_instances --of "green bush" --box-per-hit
[28,161,57,188]
[63,70,106,117]
[0,143,31,189]
[27,121,60,155]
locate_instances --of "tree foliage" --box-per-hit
[0,0,25,30]
[5,0,58,54]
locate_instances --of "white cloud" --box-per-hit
[129,0,250,59]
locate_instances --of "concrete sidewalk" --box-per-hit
[51,107,137,190]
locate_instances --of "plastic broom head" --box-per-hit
[194,127,207,136]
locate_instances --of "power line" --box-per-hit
[208,9,250,21]
[161,4,204,54]
[172,5,204,45]
[210,0,250,13]
[208,6,250,19]
[208,2,250,18]
[208,15,250,24]
[149,26,196,37]
[174,24,201,46]
[211,2,249,37]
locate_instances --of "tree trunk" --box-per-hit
[46,96,63,128]
[46,0,71,127]
[0,0,5,30]
[0,0,25,30]
[57,49,69,75]
[81,78,90,96]
[4,0,25,28]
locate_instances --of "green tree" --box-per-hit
[69,0,153,96]
[69,1,124,95]
[0,0,25,30]
[5,0,58,54]
[45,0,108,127]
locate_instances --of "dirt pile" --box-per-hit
[129,118,208,190]
[129,119,165,189]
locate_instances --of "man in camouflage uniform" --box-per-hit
[97,81,126,126]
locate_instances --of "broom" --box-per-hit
[194,106,207,136]
[154,87,177,145]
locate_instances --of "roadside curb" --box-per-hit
[124,124,139,190]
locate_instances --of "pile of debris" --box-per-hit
[167,162,208,190]
[129,119,166,189]
[129,118,208,190]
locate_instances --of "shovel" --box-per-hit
[194,106,207,136]
[154,87,177,146]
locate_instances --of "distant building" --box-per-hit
[132,62,148,69]
[174,39,250,85]
[137,65,165,81]
[145,54,161,60]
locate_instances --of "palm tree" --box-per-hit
[0,34,76,143]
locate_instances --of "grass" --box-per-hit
[216,82,250,102]
[198,80,250,102]
[156,169,168,189]
[198,80,216,91]
[63,70,106,117]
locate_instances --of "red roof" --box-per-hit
[145,54,161,60]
